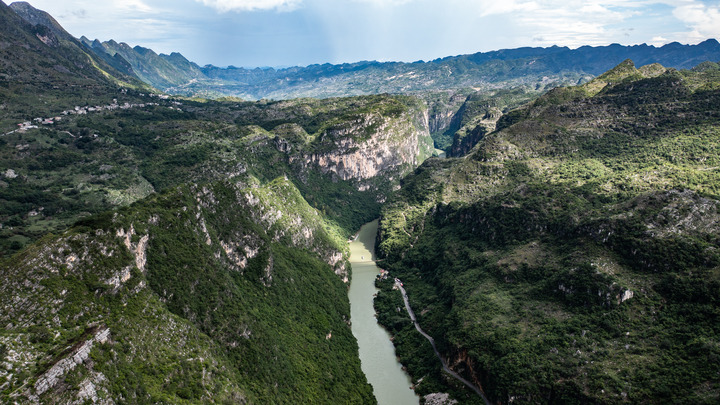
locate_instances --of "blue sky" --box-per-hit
[18,0,720,68]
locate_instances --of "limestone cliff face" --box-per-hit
[0,177,361,404]
[297,106,433,189]
[426,91,470,135]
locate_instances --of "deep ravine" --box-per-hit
[349,220,419,405]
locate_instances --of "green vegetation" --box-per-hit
[1,177,374,404]
[0,6,436,400]
[376,61,720,403]
[5,3,720,403]
[1,93,430,257]
[417,87,541,154]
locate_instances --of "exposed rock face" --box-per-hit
[33,327,110,396]
[424,393,459,405]
[226,178,350,280]
[298,107,433,188]
[1,176,359,403]
[116,226,149,273]
[427,91,469,135]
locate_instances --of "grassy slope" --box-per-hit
[375,61,720,404]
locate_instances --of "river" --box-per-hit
[348,219,419,405]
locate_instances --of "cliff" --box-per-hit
[1,93,434,257]
[374,61,720,403]
[0,19,433,401]
[297,96,433,191]
[0,177,374,403]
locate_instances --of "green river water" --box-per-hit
[349,220,419,405]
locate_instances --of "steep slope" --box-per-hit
[79,37,207,90]
[0,93,432,257]
[0,176,374,403]
[375,61,720,403]
[437,88,539,155]
[0,1,148,123]
[8,1,70,40]
[80,36,137,78]
[0,5,435,403]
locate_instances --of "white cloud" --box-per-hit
[460,0,717,49]
[113,0,154,13]
[650,35,668,46]
[483,1,636,47]
[474,0,540,17]
[351,0,415,5]
[194,0,303,12]
[672,1,720,41]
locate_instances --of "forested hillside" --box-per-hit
[4,1,720,403]
[0,3,435,402]
[376,60,720,404]
[1,177,375,403]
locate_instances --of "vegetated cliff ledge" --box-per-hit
[0,176,374,404]
[374,60,720,404]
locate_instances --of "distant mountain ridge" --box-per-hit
[78,36,206,90]
[0,1,149,123]
[7,1,720,100]
[87,36,720,100]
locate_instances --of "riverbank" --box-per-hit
[349,220,418,405]
[394,279,490,405]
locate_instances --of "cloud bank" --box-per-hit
[194,0,302,12]
[21,0,720,67]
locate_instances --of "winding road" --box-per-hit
[395,279,491,405]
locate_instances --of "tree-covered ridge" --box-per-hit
[0,93,432,257]
[0,2,151,123]
[0,176,374,404]
[375,60,720,404]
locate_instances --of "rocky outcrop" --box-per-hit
[230,178,351,280]
[116,225,149,273]
[32,327,110,396]
[426,91,469,135]
[298,107,433,188]
[424,393,459,405]
[449,107,502,157]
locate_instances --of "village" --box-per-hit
[3,92,181,136]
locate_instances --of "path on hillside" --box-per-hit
[395,279,491,405]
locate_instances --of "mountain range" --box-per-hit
[6,1,720,103]
[1,1,720,404]
[82,37,720,101]
[71,13,720,101]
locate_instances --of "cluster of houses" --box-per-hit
[6,97,170,135]
[57,99,161,118]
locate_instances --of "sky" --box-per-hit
[15,0,720,68]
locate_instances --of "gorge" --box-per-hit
[349,220,418,405]
[1,1,720,404]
